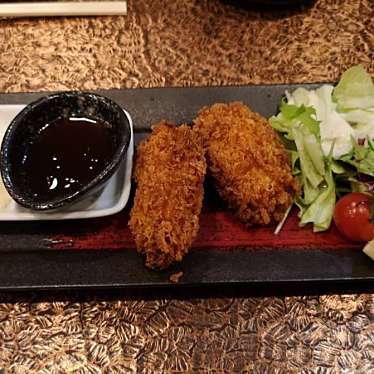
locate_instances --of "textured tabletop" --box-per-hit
[0,0,373,372]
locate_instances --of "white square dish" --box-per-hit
[0,105,133,220]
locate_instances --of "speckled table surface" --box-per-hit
[0,0,374,372]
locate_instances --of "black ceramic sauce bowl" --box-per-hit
[0,92,131,211]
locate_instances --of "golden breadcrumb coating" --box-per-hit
[129,121,206,269]
[194,102,299,225]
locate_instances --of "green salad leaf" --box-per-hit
[339,138,374,177]
[292,125,324,188]
[333,65,374,110]
[296,158,336,232]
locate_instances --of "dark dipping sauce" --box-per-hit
[18,117,116,201]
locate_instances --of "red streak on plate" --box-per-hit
[50,207,359,251]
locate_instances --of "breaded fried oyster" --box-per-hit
[194,102,299,225]
[129,121,206,269]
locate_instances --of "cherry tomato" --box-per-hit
[334,192,374,242]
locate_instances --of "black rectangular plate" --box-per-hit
[0,84,373,293]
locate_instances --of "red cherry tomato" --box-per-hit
[334,192,374,242]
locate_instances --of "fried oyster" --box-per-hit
[129,121,206,269]
[194,102,299,225]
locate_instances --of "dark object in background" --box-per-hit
[221,0,316,11]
